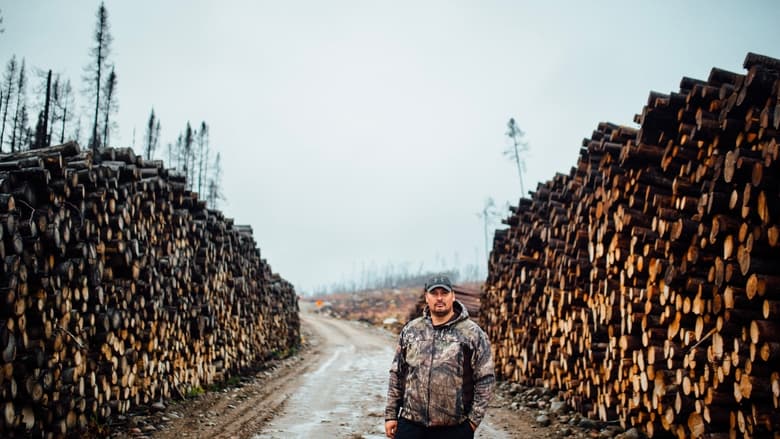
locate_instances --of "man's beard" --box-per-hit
[430,306,451,317]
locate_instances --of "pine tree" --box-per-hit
[47,74,60,144]
[85,2,112,154]
[33,69,52,149]
[100,67,118,148]
[504,117,529,195]
[144,109,158,160]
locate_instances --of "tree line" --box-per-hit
[0,4,224,208]
[310,259,484,296]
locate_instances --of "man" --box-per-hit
[384,275,495,439]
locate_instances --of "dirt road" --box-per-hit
[253,310,392,438]
[254,309,522,438]
[148,307,541,439]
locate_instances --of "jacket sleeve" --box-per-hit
[468,327,495,426]
[385,331,406,421]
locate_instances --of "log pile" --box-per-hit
[0,142,300,437]
[482,52,780,438]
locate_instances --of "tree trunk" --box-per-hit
[42,70,51,147]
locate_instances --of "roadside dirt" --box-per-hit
[117,307,551,439]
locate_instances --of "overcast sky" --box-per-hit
[2,1,779,293]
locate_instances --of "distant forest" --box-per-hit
[310,260,483,296]
[0,4,225,209]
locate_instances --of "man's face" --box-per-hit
[425,287,454,317]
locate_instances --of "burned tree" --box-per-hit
[84,2,112,153]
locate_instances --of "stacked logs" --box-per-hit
[482,52,780,438]
[0,142,300,437]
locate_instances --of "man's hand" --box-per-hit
[469,420,477,431]
[385,420,398,438]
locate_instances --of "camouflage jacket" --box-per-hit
[385,300,495,427]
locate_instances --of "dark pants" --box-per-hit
[396,418,474,439]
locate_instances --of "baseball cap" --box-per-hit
[425,275,453,293]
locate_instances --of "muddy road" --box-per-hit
[254,309,512,438]
[253,310,392,438]
[148,307,540,439]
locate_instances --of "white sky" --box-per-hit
[2,1,779,293]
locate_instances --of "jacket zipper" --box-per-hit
[426,325,436,425]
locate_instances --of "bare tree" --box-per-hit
[52,77,75,144]
[100,67,118,147]
[9,58,28,152]
[154,120,160,156]
[197,121,209,194]
[47,73,60,144]
[20,110,32,149]
[183,122,194,186]
[85,2,112,154]
[504,117,529,195]
[207,152,224,209]
[73,115,83,146]
[0,56,17,152]
[166,141,175,167]
[144,108,161,160]
[173,135,182,168]
[33,69,53,149]
[476,197,499,266]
